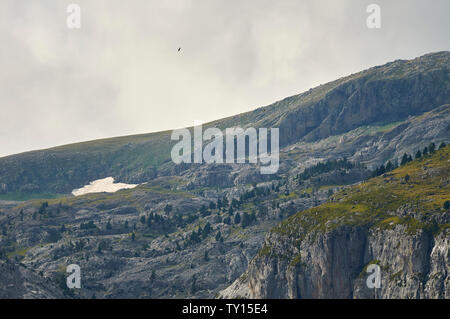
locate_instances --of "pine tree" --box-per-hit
[241,212,251,228]
[164,204,173,214]
[400,153,409,165]
[222,197,229,208]
[429,142,436,154]
[190,230,200,244]
[215,231,222,242]
[223,216,231,225]
[234,213,241,224]
[386,161,394,172]
[415,150,422,159]
[202,223,212,238]
[444,201,450,210]
[393,159,399,169]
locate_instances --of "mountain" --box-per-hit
[0,52,448,299]
[0,51,448,199]
[0,256,64,298]
[219,145,449,299]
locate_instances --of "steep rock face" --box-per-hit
[234,225,448,299]
[219,147,450,299]
[278,52,450,146]
[352,228,449,299]
[0,54,448,299]
[0,258,64,299]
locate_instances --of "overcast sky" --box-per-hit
[0,0,449,157]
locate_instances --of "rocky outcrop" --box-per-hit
[278,52,450,146]
[0,53,448,300]
[219,147,450,299]
[220,218,449,299]
[0,258,64,299]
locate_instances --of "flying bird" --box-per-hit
[178,47,181,52]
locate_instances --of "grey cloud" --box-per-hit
[0,0,449,157]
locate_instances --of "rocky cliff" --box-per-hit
[0,52,448,299]
[220,146,449,299]
[0,257,64,298]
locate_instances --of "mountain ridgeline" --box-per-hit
[0,51,449,198]
[0,52,449,299]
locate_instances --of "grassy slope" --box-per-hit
[272,145,450,239]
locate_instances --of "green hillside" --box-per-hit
[272,145,450,240]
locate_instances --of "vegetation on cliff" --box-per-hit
[272,145,450,238]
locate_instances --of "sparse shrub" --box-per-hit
[80,220,97,230]
[404,174,410,183]
[234,213,241,224]
[401,153,410,165]
[215,231,222,242]
[164,204,173,214]
[429,142,436,154]
[223,216,231,225]
[202,223,212,238]
[444,201,450,211]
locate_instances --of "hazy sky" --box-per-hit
[0,0,449,157]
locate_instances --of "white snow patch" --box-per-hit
[71,177,138,196]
